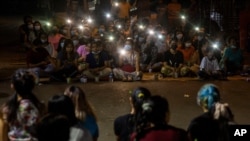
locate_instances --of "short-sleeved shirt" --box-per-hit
[114,114,134,141]
[86,51,109,69]
[8,99,39,140]
[164,50,184,67]
[223,47,243,67]
[200,56,220,72]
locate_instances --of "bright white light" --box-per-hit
[100,34,104,37]
[67,19,71,24]
[87,18,92,23]
[109,36,114,41]
[148,30,154,35]
[115,2,119,7]
[46,22,51,26]
[120,49,126,55]
[106,13,111,18]
[212,43,218,48]
[181,15,186,20]
[195,27,199,31]
[139,25,144,29]
[117,25,121,29]
[78,25,83,30]
[158,34,163,39]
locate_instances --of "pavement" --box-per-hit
[0,15,250,141]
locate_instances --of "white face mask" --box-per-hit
[124,45,132,51]
[35,26,40,30]
[185,43,191,47]
[73,40,79,46]
[41,39,47,43]
[60,42,64,47]
[197,36,203,41]
[231,45,236,49]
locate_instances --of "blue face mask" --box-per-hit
[124,45,132,51]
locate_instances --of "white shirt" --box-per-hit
[200,56,220,72]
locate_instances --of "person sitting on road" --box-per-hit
[64,85,99,141]
[176,39,196,77]
[48,94,93,141]
[33,20,45,40]
[26,42,57,79]
[198,47,223,80]
[77,40,91,72]
[83,41,111,81]
[48,25,64,51]
[1,69,44,141]
[114,87,152,141]
[113,39,142,81]
[220,36,244,75]
[187,83,235,141]
[33,32,57,58]
[52,39,79,82]
[130,95,189,141]
[19,15,34,50]
[161,40,184,77]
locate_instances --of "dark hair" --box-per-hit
[37,114,70,141]
[23,15,32,23]
[57,37,67,52]
[61,39,75,61]
[4,69,41,123]
[48,95,77,126]
[131,87,151,112]
[135,95,170,140]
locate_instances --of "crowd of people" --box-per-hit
[17,0,248,83]
[0,69,236,141]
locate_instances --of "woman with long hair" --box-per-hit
[64,85,99,141]
[1,69,44,141]
[113,87,151,141]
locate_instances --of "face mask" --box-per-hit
[28,24,33,29]
[83,35,90,39]
[60,42,64,47]
[231,45,236,49]
[41,39,47,43]
[73,40,79,46]
[185,43,191,47]
[138,37,144,42]
[176,34,183,39]
[62,29,67,34]
[71,31,76,35]
[99,28,105,33]
[197,36,203,41]
[124,45,132,51]
[34,26,40,30]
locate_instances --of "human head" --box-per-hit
[170,40,177,54]
[48,95,77,126]
[34,21,42,31]
[197,84,220,111]
[142,95,170,125]
[37,114,70,141]
[206,47,214,60]
[228,36,237,49]
[63,39,74,53]
[130,87,151,112]
[11,69,35,97]
[23,15,32,24]
[39,32,48,44]
[64,85,96,120]
[91,41,101,54]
